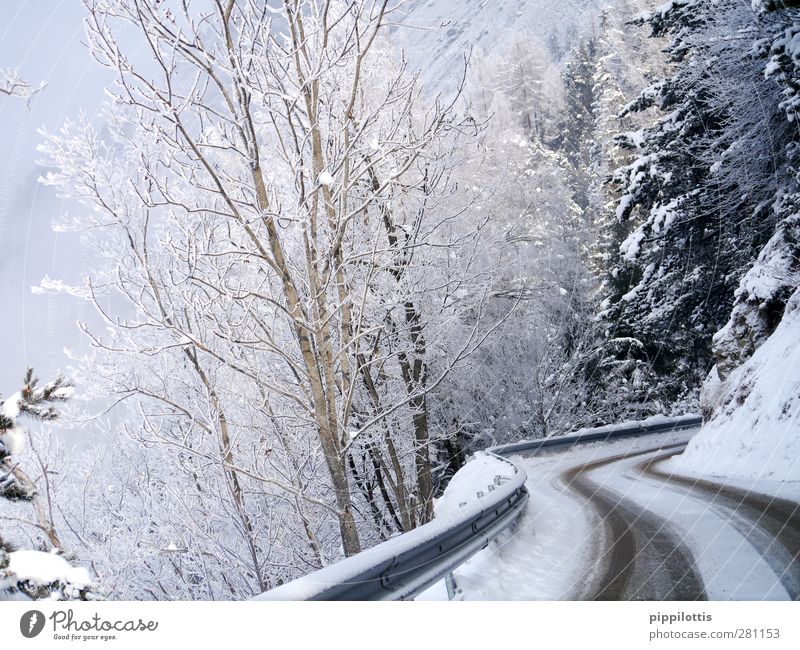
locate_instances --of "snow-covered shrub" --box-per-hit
[0,370,95,600]
[1,549,93,600]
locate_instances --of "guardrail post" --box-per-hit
[445,571,458,601]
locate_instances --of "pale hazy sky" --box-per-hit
[0,1,112,394]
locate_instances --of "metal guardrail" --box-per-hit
[490,414,703,456]
[255,414,702,601]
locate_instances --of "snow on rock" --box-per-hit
[667,287,800,482]
[711,214,799,380]
[1,550,93,592]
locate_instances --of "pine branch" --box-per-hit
[17,369,74,422]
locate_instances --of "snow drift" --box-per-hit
[668,287,800,482]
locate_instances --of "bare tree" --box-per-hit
[39,0,492,596]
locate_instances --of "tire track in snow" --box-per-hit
[561,443,707,600]
[639,450,800,600]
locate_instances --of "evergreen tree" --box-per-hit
[1,370,94,600]
[596,0,800,408]
[707,1,800,390]
[557,37,597,172]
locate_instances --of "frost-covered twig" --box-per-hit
[0,67,46,107]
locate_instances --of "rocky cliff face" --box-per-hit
[709,213,800,389]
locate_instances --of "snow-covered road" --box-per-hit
[445,429,800,600]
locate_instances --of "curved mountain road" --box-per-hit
[561,443,707,600]
[636,448,800,599]
[519,434,800,601]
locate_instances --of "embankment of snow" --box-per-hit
[667,287,800,482]
[433,452,516,519]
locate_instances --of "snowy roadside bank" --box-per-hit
[667,288,800,483]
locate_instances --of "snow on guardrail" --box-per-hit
[254,414,701,601]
